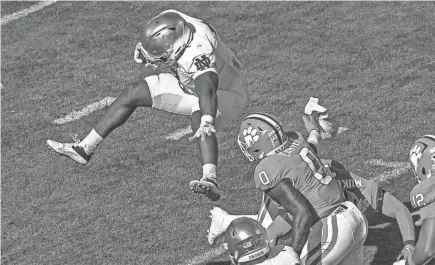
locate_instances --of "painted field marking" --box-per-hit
[167,126,349,141]
[1,1,57,26]
[180,245,225,265]
[166,126,193,140]
[366,159,410,183]
[52,97,116,124]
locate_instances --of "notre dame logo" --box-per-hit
[194,55,211,71]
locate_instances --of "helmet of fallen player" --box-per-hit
[224,217,271,264]
[237,113,288,162]
[409,135,435,183]
[138,10,193,69]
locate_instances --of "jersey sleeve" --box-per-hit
[410,178,435,209]
[254,156,292,192]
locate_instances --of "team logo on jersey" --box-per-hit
[193,55,211,71]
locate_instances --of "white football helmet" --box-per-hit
[137,10,193,69]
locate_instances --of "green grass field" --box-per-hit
[2,1,435,264]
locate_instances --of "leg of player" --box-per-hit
[46,80,153,164]
[189,110,221,201]
[301,201,368,265]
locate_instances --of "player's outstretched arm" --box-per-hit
[381,192,416,258]
[302,114,323,155]
[195,71,218,120]
[266,179,313,255]
[408,217,435,265]
[266,214,293,247]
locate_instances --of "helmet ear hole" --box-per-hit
[422,168,426,175]
[253,149,260,153]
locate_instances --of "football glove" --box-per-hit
[302,114,320,134]
[207,206,231,245]
[133,43,147,64]
[396,244,415,261]
[411,210,422,226]
[283,246,302,265]
[189,115,216,141]
[393,260,406,265]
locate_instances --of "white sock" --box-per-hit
[203,164,217,179]
[80,129,103,155]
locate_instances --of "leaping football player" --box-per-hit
[46,10,246,201]
[215,112,368,265]
[394,135,435,265]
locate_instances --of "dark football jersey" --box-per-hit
[254,132,345,218]
[410,177,435,221]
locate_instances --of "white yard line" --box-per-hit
[366,159,410,183]
[52,97,116,124]
[180,246,225,265]
[1,1,57,26]
[166,126,193,140]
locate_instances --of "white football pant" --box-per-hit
[144,73,246,130]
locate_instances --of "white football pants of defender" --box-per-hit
[144,73,246,130]
[299,201,368,265]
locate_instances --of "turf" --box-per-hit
[2,1,435,265]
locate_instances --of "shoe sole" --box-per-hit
[190,181,221,201]
[46,141,88,165]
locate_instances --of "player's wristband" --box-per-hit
[404,240,415,246]
[201,115,214,125]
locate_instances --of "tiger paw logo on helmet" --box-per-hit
[410,145,424,173]
[242,127,260,147]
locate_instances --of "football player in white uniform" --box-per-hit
[46,10,246,201]
[394,135,435,265]
[224,217,302,265]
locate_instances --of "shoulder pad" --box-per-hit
[410,178,435,208]
[254,156,289,192]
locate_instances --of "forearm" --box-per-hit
[266,215,293,241]
[289,213,312,254]
[199,90,217,118]
[307,130,323,154]
[407,217,435,265]
[195,72,218,119]
[381,192,416,244]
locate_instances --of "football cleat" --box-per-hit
[46,136,92,165]
[207,207,231,245]
[189,176,221,201]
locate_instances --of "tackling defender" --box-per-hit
[227,113,368,265]
[46,10,247,201]
[208,115,416,262]
[395,135,435,265]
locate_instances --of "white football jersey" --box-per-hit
[162,10,243,95]
[259,246,301,265]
